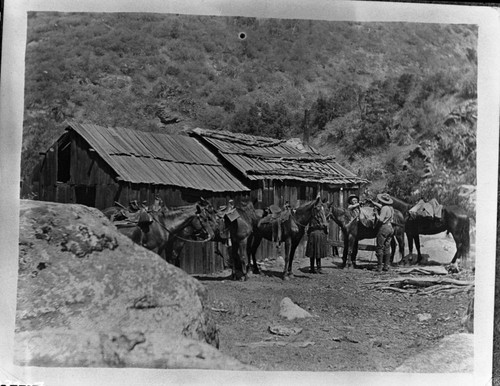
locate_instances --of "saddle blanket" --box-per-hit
[409,198,443,219]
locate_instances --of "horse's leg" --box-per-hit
[390,237,397,266]
[287,238,299,277]
[173,240,186,267]
[239,238,248,281]
[249,234,262,274]
[396,232,405,266]
[450,232,462,265]
[341,236,349,269]
[406,233,414,265]
[228,244,236,280]
[283,238,291,280]
[414,235,423,264]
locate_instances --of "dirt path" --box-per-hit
[196,232,474,371]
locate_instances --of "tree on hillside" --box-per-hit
[230,100,293,139]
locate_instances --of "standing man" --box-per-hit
[371,193,394,272]
[347,194,361,218]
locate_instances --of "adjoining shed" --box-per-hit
[190,128,368,259]
[31,121,250,274]
[190,128,368,208]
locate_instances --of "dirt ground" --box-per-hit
[195,232,475,372]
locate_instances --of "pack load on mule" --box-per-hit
[249,195,328,280]
[390,196,470,266]
[102,197,215,264]
[358,207,377,229]
[408,198,443,220]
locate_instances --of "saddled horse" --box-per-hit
[390,196,470,265]
[164,199,220,267]
[104,201,214,262]
[249,196,328,280]
[207,200,260,281]
[328,204,406,268]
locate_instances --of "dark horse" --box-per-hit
[328,205,406,268]
[208,200,261,281]
[391,196,470,265]
[104,202,214,262]
[249,196,328,280]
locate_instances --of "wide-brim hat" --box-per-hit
[347,194,359,204]
[377,193,393,205]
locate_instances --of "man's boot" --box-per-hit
[383,254,390,271]
[376,254,383,272]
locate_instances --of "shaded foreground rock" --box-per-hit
[15,330,253,370]
[395,333,473,373]
[16,200,251,369]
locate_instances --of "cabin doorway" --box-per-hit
[75,185,96,207]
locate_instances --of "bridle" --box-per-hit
[146,208,214,243]
[290,202,327,229]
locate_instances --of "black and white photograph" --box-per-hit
[0,1,499,385]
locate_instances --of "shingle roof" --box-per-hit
[65,122,249,192]
[190,128,368,185]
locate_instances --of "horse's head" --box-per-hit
[137,210,158,250]
[327,204,351,228]
[192,204,215,241]
[311,199,329,229]
[293,196,328,227]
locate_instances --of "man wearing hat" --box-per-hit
[347,194,361,218]
[372,193,395,272]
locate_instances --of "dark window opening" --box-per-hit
[57,141,71,183]
[298,185,307,200]
[75,186,96,207]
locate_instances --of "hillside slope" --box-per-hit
[22,12,477,210]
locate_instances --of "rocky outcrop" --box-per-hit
[15,200,252,370]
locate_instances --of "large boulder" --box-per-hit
[15,199,252,370]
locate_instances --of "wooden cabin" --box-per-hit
[32,121,367,273]
[189,128,368,259]
[32,121,250,274]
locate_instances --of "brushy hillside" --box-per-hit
[22,12,477,215]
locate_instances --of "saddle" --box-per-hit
[218,205,240,223]
[409,198,443,220]
[112,208,153,227]
[110,200,153,224]
[215,205,240,245]
[258,204,293,247]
